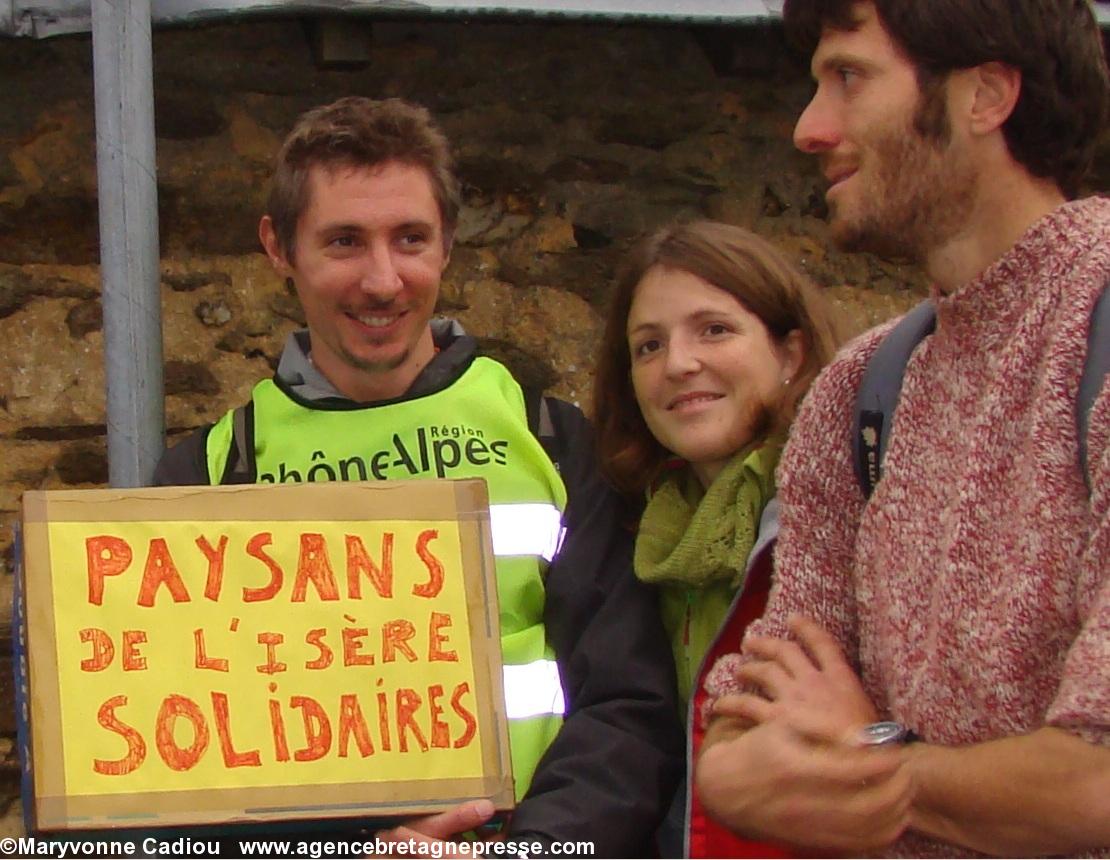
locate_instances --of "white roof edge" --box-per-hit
[2,0,1108,40]
[5,0,785,38]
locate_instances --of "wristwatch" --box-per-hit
[855,720,919,747]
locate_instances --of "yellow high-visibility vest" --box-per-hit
[205,357,567,797]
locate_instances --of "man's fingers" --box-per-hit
[741,634,817,679]
[735,659,794,700]
[775,701,871,745]
[376,800,497,858]
[377,824,431,848]
[406,799,497,839]
[375,825,472,859]
[787,615,851,673]
[712,692,775,724]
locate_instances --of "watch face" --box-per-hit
[856,721,908,746]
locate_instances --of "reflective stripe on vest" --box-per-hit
[503,659,567,719]
[489,503,566,562]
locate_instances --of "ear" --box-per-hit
[259,215,293,278]
[779,328,806,383]
[441,226,454,272]
[968,61,1021,136]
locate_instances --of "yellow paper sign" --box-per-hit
[21,481,512,830]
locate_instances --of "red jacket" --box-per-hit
[685,510,791,859]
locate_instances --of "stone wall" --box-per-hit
[0,14,1107,834]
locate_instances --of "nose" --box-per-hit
[793,88,839,154]
[663,336,700,380]
[359,242,404,303]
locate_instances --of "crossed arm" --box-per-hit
[696,616,1110,856]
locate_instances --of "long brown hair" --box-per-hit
[593,221,841,497]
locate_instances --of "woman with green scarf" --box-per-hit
[593,221,841,858]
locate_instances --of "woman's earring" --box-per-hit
[782,377,792,388]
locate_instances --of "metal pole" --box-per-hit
[92,0,165,487]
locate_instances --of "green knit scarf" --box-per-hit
[634,439,782,589]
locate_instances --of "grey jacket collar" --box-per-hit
[274,318,477,404]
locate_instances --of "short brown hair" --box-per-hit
[266,97,460,260]
[593,221,842,497]
[784,0,1110,198]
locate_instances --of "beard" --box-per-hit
[338,342,411,375]
[828,93,978,264]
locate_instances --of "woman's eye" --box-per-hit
[705,323,730,336]
[634,339,661,357]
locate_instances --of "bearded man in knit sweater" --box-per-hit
[695,1,1110,856]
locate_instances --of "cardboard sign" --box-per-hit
[19,479,512,831]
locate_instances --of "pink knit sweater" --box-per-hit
[709,197,1110,857]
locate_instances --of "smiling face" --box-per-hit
[793,2,977,261]
[259,160,448,402]
[627,265,801,489]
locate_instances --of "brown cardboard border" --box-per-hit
[39,774,509,828]
[453,480,514,802]
[22,480,513,830]
[26,481,482,523]
[21,506,68,827]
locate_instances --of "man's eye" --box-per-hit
[400,232,428,247]
[331,235,357,247]
[837,67,859,84]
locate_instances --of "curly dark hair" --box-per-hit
[265,97,460,261]
[783,0,1110,198]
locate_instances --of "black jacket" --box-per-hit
[153,325,683,857]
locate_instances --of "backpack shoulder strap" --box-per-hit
[220,401,257,485]
[854,300,937,498]
[523,384,562,469]
[854,282,1108,499]
[1078,281,1110,490]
